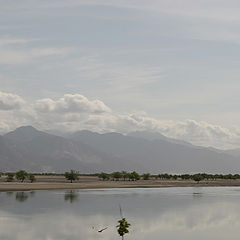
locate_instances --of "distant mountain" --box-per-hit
[128,131,195,147]
[0,135,35,170]
[224,148,240,157]
[5,126,48,143]
[1,126,134,172]
[1,126,240,173]
[70,130,240,173]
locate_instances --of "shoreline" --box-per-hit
[1,176,240,191]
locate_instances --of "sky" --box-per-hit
[1,0,240,149]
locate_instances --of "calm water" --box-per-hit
[1,187,240,240]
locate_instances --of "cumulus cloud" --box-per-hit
[157,119,240,149]
[0,91,25,110]
[35,94,111,114]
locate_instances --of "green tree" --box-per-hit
[125,172,131,181]
[98,172,110,181]
[116,218,131,240]
[65,170,79,183]
[172,175,178,180]
[6,173,14,182]
[192,174,204,183]
[28,174,36,183]
[129,171,140,181]
[142,173,150,180]
[16,170,28,182]
[233,174,240,179]
[180,174,191,180]
[112,171,123,181]
[121,171,128,181]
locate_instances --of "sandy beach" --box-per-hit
[1,175,240,191]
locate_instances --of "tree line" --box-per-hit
[98,171,141,181]
[2,170,240,183]
[98,171,240,183]
[0,170,79,183]
[0,170,36,183]
[157,173,240,182]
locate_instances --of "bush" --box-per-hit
[28,174,36,183]
[6,173,14,182]
[112,172,123,181]
[65,170,79,183]
[16,170,28,182]
[192,174,204,183]
[129,171,140,181]
[142,173,150,180]
[98,172,110,181]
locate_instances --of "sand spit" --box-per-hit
[1,176,240,191]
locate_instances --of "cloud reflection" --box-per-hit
[0,189,240,240]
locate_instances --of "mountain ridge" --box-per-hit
[1,126,240,173]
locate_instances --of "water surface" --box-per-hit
[1,187,240,240]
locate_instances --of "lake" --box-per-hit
[1,187,240,240]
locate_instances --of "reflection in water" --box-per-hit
[29,191,35,197]
[192,192,203,199]
[6,191,13,197]
[15,192,29,202]
[15,191,36,202]
[64,190,78,203]
[1,187,240,240]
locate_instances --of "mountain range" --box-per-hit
[0,126,240,173]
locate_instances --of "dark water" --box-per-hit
[1,187,240,240]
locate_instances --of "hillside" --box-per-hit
[1,126,240,173]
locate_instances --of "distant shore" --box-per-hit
[1,175,240,191]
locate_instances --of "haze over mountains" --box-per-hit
[0,126,240,173]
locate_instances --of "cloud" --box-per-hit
[0,37,33,46]
[0,91,25,110]
[157,119,240,148]
[35,94,111,114]
[0,36,69,65]
[0,47,68,65]
[0,121,10,134]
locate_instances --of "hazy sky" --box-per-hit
[1,0,240,149]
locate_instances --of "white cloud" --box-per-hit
[0,47,68,65]
[0,36,69,65]
[0,91,25,110]
[157,119,240,149]
[35,94,111,114]
[0,121,10,134]
[0,37,33,46]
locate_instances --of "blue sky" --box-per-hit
[1,0,240,148]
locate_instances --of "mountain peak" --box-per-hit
[15,125,38,132]
[4,125,45,142]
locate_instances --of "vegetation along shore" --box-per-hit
[1,171,240,191]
